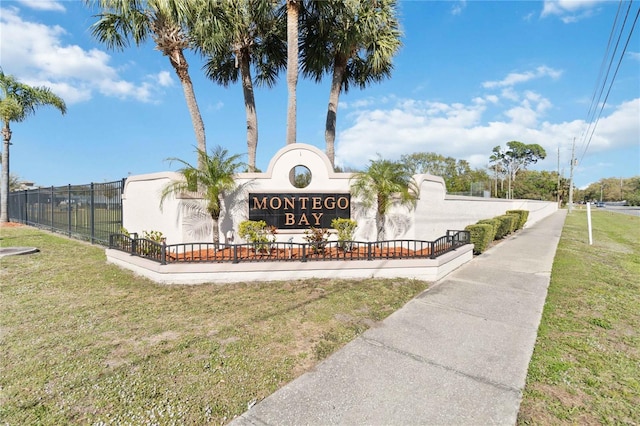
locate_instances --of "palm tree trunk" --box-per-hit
[376,212,385,241]
[325,56,346,169]
[211,217,221,244]
[169,48,207,169]
[376,198,385,241]
[239,52,258,172]
[286,0,299,145]
[0,122,11,223]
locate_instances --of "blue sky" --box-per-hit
[1,0,639,189]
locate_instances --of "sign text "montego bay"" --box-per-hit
[248,193,351,229]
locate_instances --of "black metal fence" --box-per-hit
[108,230,471,265]
[8,179,125,245]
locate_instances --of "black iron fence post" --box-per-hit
[50,186,54,231]
[90,182,95,244]
[23,190,28,223]
[67,184,72,237]
[131,233,138,256]
[120,178,126,234]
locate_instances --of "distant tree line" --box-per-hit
[576,177,640,206]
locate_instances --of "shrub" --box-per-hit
[142,230,164,242]
[476,219,499,241]
[141,230,164,256]
[506,209,529,230]
[304,227,331,253]
[331,218,357,251]
[465,224,494,254]
[507,213,520,232]
[238,220,277,252]
[496,215,516,239]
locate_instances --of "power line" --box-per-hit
[576,1,639,165]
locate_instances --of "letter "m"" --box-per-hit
[252,196,267,210]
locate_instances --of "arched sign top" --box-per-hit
[238,144,354,229]
[240,143,349,191]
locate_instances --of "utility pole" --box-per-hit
[568,137,576,214]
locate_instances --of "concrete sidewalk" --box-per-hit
[231,210,568,426]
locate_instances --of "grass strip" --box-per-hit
[518,210,640,424]
[0,226,428,424]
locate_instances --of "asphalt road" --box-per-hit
[599,205,640,217]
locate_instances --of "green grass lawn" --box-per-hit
[3,209,638,425]
[518,209,640,424]
[0,225,428,424]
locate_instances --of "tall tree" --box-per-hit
[400,152,488,194]
[87,0,208,168]
[512,170,561,201]
[285,0,301,145]
[492,141,546,199]
[301,0,401,167]
[160,146,244,243]
[0,71,66,223]
[350,157,418,240]
[191,0,286,172]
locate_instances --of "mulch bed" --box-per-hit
[0,222,24,228]
[168,245,436,262]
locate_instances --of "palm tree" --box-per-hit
[350,157,418,241]
[160,146,245,243]
[87,0,208,168]
[285,0,301,145]
[0,71,66,223]
[301,0,401,167]
[190,0,286,172]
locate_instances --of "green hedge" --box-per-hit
[465,223,494,254]
[476,218,499,241]
[496,215,516,239]
[506,209,529,230]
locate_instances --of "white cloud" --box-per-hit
[156,71,173,87]
[207,101,224,112]
[0,7,162,104]
[541,0,606,22]
[343,96,394,110]
[28,79,93,104]
[335,91,639,177]
[16,0,65,12]
[450,0,466,16]
[482,66,563,89]
[579,99,640,152]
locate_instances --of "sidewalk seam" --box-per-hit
[440,276,548,295]
[359,335,523,396]
[411,298,542,332]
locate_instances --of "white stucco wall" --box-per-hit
[120,143,557,245]
[122,171,185,243]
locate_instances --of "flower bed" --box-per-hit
[168,245,434,262]
[108,230,471,265]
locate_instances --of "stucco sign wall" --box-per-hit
[121,143,558,246]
